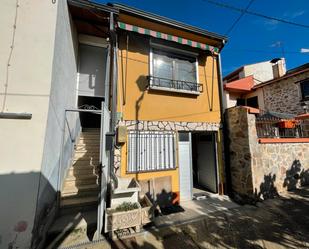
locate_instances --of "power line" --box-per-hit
[202,0,309,29]
[224,0,255,35]
[223,48,302,54]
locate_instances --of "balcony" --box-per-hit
[147,76,203,95]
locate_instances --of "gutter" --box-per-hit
[216,53,228,195]
[108,12,119,196]
[68,0,119,14]
[110,3,227,50]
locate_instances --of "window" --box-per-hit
[127,131,176,173]
[149,44,202,94]
[246,96,259,108]
[300,80,309,100]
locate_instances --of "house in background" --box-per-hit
[223,59,309,203]
[223,58,309,115]
[223,58,286,110]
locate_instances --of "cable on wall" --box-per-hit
[1,0,19,112]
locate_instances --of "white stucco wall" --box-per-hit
[0,0,63,248]
[34,0,79,244]
[243,59,286,85]
[223,91,239,109]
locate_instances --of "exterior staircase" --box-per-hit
[46,128,101,248]
[60,128,101,212]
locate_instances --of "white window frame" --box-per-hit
[149,41,200,95]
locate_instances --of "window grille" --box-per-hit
[127,131,176,173]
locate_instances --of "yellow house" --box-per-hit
[113,4,227,204]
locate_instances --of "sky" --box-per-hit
[94,0,309,76]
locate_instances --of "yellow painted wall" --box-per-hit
[117,36,221,122]
[117,15,223,194]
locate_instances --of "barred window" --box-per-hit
[127,131,176,173]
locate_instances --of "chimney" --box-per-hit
[271,58,286,78]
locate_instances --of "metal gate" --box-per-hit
[97,103,110,238]
[57,102,111,242]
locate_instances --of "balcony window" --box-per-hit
[149,45,202,94]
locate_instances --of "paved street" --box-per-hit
[85,187,309,249]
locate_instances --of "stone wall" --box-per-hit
[114,120,220,174]
[226,106,309,200]
[263,71,309,115]
[118,120,220,131]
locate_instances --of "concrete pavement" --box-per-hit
[61,187,309,249]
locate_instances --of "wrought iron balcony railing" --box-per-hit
[147,75,203,94]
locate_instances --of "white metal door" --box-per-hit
[178,136,193,202]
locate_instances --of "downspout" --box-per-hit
[216,52,228,195]
[108,12,118,201]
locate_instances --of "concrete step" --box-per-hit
[61,188,98,198]
[73,153,99,161]
[79,134,100,139]
[65,174,98,182]
[71,159,98,168]
[46,209,98,249]
[71,158,99,168]
[67,167,98,177]
[60,196,98,209]
[64,176,98,187]
[62,184,99,197]
[82,128,100,132]
[59,202,97,216]
[75,144,100,151]
[74,148,100,154]
[48,209,97,234]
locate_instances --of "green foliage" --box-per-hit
[114,202,139,213]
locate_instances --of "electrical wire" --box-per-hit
[1,0,19,112]
[224,0,255,35]
[202,0,309,29]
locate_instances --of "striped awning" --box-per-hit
[118,22,219,53]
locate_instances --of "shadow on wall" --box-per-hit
[0,172,56,249]
[284,159,309,191]
[251,159,309,203]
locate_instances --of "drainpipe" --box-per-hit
[108,12,118,203]
[216,52,228,195]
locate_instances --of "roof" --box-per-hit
[69,0,118,14]
[295,113,309,120]
[224,75,254,93]
[258,111,295,120]
[109,3,228,46]
[253,62,309,89]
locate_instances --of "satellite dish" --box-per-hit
[301,48,309,53]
